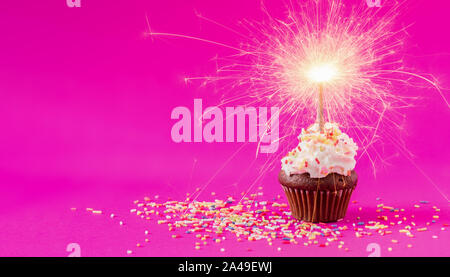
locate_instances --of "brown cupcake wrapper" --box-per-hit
[282,185,355,223]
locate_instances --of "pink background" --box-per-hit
[0,0,448,256]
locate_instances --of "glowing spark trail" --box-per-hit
[147,0,448,199]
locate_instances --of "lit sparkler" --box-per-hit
[147,0,448,175]
[307,63,337,131]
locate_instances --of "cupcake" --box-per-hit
[279,122,358,223]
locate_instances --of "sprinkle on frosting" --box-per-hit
[281,122,358,178]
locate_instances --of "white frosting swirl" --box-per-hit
[281,122,358,178]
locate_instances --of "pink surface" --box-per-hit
[0,0,449,256]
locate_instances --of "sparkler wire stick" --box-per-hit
[317,84,324,132]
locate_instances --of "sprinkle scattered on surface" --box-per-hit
[74,194,447,255]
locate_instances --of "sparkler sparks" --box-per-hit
[307,63,337,83]
[147,0,448,195]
